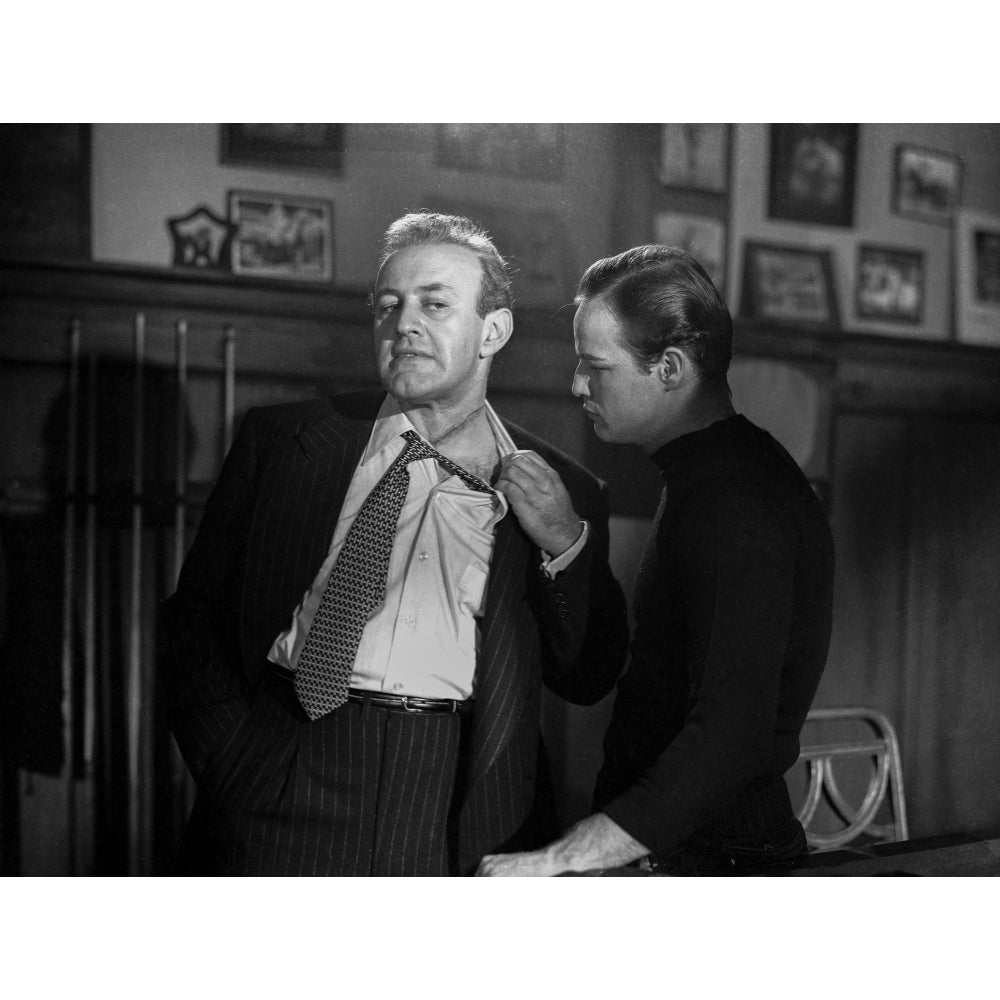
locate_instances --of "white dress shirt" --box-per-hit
[268,396,588,699]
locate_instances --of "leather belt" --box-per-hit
[346,690,472,715]
[267,664,470,715]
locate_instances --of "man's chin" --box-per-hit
[383,372,435,403]
[590,420,614,442]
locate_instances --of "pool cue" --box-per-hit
[61,318,81,874]
[82,352,98,856]
[127,312,145,875]
[171,319,191,837]
[223,325,236,453]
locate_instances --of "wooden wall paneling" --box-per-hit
[818,412,911,722]
[901,415,1000,837]
[820,406,1000,841]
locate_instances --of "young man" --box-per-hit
[478,245,834,876]
[160,213,628,875]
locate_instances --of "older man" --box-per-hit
[479,245,834,876]
[160,212,627,875]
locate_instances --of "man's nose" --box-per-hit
[394,300,422,336]
[571,370,590,398]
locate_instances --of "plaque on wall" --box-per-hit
[167,204,236,270]
[0,124,91,260]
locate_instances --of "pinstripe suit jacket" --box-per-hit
[161,390,628,874]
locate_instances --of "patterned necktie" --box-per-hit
[294,429,496,721]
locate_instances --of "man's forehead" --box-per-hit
[574,297,630,354]
[574,296,617,334]
[376,242,481,291]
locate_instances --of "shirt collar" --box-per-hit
[362,394,516,465]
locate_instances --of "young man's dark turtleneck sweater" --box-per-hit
[594,413,835,860]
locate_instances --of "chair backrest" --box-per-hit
[793,706,909,852]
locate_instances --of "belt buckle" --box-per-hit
[398,695,458,714]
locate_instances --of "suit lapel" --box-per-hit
[287,407,371,580]
[468,512,532,784]
[466,421,538,785]
[242,401,372,674]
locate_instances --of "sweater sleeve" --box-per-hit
[601,479,798,856]
[535,476,629,707]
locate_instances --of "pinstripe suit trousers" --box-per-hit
[179,671,464,876]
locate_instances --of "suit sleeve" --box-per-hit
[158,408,263,783]
[534,475,629,706]
[600,484,798,856]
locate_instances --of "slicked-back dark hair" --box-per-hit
[376,211,513,316]
[576,245,732,383]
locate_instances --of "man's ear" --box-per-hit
[480,308,513,358]
[655,347,687,390]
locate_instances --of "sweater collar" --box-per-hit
[650,414,750,478]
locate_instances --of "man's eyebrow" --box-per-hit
[576,351,609,361]
[374,281,457,297]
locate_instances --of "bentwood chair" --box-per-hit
[793,706,909,852]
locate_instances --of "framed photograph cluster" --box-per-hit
[166,190,335,283]
[751,129,974,338]
[165,125,347,282]
[740,241,839,331]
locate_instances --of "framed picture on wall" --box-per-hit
[220,124,345,172]
[892,144,963,224]
[422,195,568,307]
[657,124,729,192]
[955,209,1000,346]
[436,124,565,180]
[768,124,858,227]
[855,244,924,325]
[653,211,727,291]
[228,189,334,283]
[740,241,840,331]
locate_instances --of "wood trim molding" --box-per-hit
[2,258,999,410]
